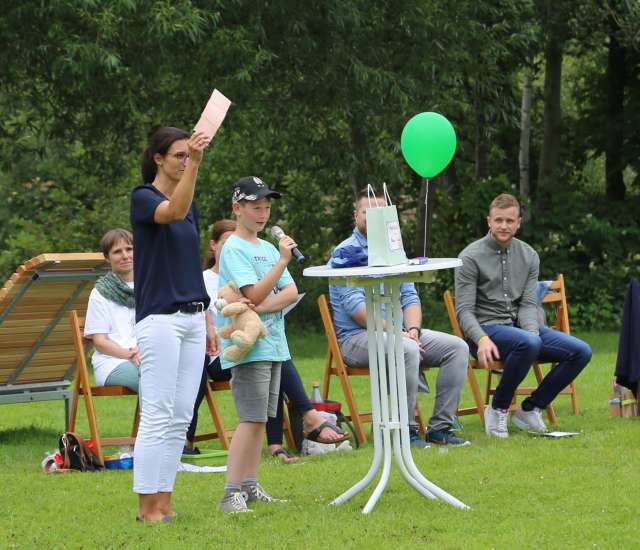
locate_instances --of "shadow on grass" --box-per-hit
[0,425,59,445]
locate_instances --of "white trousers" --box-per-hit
[133,311,205,494]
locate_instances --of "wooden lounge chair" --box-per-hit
[0,253,109,427]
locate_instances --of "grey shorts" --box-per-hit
[230,361,282,423]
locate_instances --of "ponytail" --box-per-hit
[141,148,157,184]
[203,250,216,270]
[203,219,237,269]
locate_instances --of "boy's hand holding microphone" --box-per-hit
[271,226,305,264]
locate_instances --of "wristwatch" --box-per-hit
[407,326,421,337]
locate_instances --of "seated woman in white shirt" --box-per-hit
[84,228,139,392]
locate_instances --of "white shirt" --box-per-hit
[84,284,137,386]
[203,269,219,360]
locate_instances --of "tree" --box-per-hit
[519,72,533,219]
[536,0,569,209]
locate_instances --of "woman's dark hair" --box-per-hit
[141,126,190,183]
[203,219,237,269]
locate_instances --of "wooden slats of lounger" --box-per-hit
[0,253,108,395]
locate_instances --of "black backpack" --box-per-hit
[58,432,104,471]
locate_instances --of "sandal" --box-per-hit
[136,515,173,524]
[303,421,350,444]
[271,447,299,464]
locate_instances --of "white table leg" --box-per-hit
[362,284,394,513]
[331,284,384,506]
[330,281,469,512]
[390,281,470,510]
[383,285,437,500]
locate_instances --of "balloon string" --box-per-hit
[423,179,429,258]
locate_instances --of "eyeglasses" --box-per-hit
[169,152,190,163]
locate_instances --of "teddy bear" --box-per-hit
[215,281,267,363]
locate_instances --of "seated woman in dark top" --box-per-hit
[186,218,349,463]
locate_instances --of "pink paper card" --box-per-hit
[193,89,231,140]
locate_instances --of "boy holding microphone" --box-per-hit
[217,176,298,513]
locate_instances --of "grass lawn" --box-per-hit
[1,330,637,549]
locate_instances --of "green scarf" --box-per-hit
[95,271,135,308]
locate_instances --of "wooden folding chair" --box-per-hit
[442,290,487,426]
[0,253,110,427]
[444,288,555,424]
[444,274,579,426]
[508,274,579,416]
[318,294,425,445]
[191,380,233,450]
[193,381,296,451]
[68,309,139,463]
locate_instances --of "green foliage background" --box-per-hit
[1,0,638,330]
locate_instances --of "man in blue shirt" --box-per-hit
[329,188,470,448]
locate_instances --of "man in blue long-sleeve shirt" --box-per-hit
[329,188,470,448]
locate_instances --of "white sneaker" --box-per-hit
[512,406,548,433]
[241,483,288,504]
[484,406,509,438]
[219,491,253,513]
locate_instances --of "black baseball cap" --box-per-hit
[232,176,282,202]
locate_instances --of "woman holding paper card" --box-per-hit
[130,126,218,523]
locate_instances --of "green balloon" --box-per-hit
[400,112,457,178]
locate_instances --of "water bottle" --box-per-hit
[310,381,324,404]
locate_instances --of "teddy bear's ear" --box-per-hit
[228,281,239,292]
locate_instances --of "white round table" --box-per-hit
[304,259,469,513]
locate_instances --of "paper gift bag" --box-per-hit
[366,183,407,267]
[609,382,638,417]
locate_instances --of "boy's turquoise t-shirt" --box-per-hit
[217,234,294,369]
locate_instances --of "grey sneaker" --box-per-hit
[219,491,253,513]
[484,406,509,438]
[241,483,287,503]
[512,406,548,433]
[425,429,471,447]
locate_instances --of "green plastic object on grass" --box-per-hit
[181,449,228,466]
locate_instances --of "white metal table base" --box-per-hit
[330,281,469,513]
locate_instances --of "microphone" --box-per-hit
[270,225,305,263]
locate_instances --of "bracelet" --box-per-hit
[407,326,421,335]
[477,335,489,344]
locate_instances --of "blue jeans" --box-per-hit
[186,357,310,446]
[468,325,592,410]
[265,359,313,446]
[186,356,230,443]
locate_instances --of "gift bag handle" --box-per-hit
[366,184,377,208]
[382,182,393,206]
[367,183,393,207]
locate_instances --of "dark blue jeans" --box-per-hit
[468,325,592,410]
[265,359,313,446]
[186,356,230,443]
[186,357,311,446]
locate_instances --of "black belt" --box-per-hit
[176,301,206,314]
